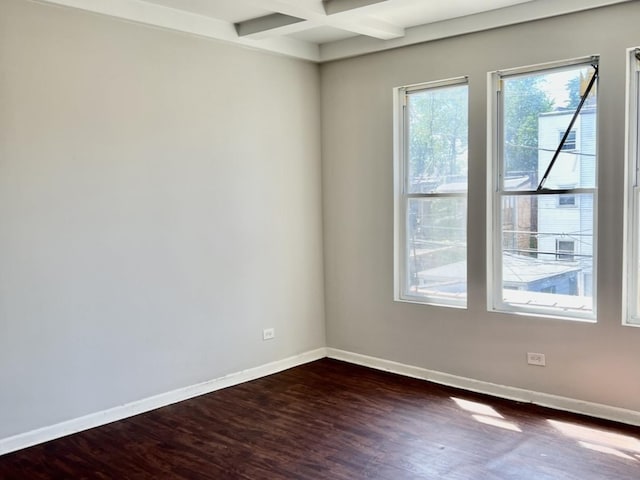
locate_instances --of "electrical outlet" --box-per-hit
[262,328,275,341]
[527,352,546,366]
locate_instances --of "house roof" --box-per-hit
[418,253,580,285]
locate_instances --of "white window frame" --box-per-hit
[487,57,599,321]
[393,77,468,308]
[623,47,640,326]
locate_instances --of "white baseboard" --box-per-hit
[327,348,640,427]
[4,346,639,457]
[0,348,327,456]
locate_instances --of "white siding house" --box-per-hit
[537,107,596,296]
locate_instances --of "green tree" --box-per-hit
[503,76,554,179]
[565,76,581,109]
[565,68,597,110]
[406,86,468,275]
[408,86,468,189]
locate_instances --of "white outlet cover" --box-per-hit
[527,352,546,366]
[263,328,275,340]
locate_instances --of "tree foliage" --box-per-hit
[408,86,468,190]
[565,76,581,109]
[565,68,597,110]
[503,76,554,179]
[406,86,468,277]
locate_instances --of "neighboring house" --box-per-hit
[502,253,580,295]
[416,255,581,298]
[537,106,596,297]
[501,175,535,257]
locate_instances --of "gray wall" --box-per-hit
[321,2,640,412]
[3,0,640,445]
[0,0,325,438]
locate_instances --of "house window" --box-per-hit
[394,77,468,307]
[558,194,576,206]
[556,239,575,261]
[624,47,640,326]
[560,129,577,150]
[488,58,598,320]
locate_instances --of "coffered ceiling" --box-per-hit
[36,0,633,62]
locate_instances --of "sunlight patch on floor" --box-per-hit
[451,397,522,432]
[579,441,638,461]
[548,419,640,461]
[451,398,504,418]
[472,414,522,432]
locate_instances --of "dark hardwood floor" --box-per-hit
[1,358,639,479]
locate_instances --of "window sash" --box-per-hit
[489,58,598,321]
[493,192,596,320]
[395,77,468,308]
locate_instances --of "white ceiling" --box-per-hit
[37,0,633,62]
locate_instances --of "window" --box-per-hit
[556,239,575,261]
[624,47,640,326]
[394,77,468,307]
[488,58,598,320]
[560,130,577,150]
[558,194,576,207]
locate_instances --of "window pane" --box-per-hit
[406,197,466,301]
[502,65,597,191]
[407,85,468,193]
[501,194,594,313]
[558,194,576,206]
[634,191,640,320]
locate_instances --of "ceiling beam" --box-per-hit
[323,0,389,16]
[329,16,403,40]
[243,0,404,40]
[235,13,306,38]
[245,0,326,19]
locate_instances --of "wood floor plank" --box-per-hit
[1,359,639,479]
